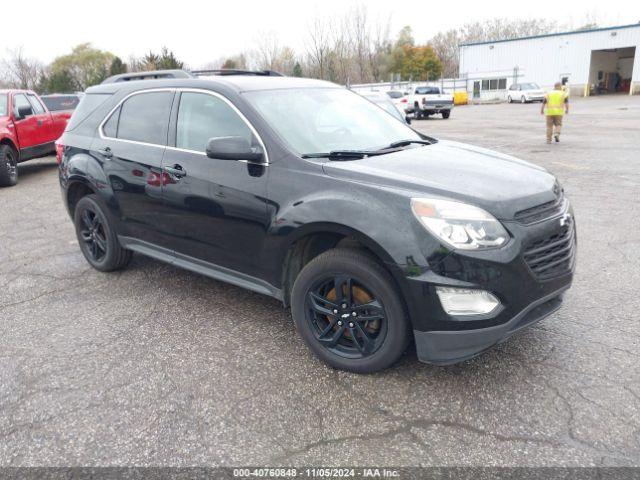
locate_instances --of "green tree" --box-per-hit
[40,69,75,93]
[396,26,415,47]
[157,47,184,70]
[48,43,115,90]
[395,44,442,81]
[292,62,303,77]
[222,58,238,69]
[140,47,184,71]
[109,57,127,76]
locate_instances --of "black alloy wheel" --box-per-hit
[291,248,409,373]
[79,208,108,263]
[306,275,387,359]
[73,195,132,271]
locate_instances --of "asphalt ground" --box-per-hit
[0,94,638,467]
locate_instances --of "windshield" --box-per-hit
[245,88,419,155]
[521,83,540,90]
[0,95,7,117]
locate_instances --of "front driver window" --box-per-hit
[176,92,253,153]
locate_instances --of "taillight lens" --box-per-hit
[55,141,64,165]
[401,98,407,103]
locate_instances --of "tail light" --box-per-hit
[55,140,64,165]
[401,98,408,103]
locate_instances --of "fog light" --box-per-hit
[435,287,500,316]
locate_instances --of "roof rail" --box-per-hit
[101,69,195,84]
[191,69,284,77]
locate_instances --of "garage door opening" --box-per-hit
[588,47,636,95]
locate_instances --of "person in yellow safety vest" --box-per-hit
[541,82,569,144]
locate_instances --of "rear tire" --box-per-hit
[0,144,18,187]
[291,248,410,373]
[442,110,451,119]
[521,96,527,104]
[507,96,512,103]
[74,195,132,272]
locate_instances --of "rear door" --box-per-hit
[91,89,175,246]
[26,94,53,142]
[158,89,270,278]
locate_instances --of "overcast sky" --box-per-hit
[4,0,640,67]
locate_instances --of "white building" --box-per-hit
[459,23,640,101]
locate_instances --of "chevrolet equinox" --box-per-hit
[58,70,576,373]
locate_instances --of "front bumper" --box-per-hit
[395,202,575,365]
[414,286,567,364]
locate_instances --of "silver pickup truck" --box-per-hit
[408,86,454,119]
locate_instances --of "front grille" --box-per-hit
[523,219,576,280]
[515,196,565,224]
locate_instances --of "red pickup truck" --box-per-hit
[0,89,71,187]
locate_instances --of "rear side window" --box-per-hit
[386,91,403,99]
[115,91,173,145]
[176,92,253,152]
[41,95,81,111]
[66,93,112,131]
[102,106,120,137]
[27,94,46,114]
[0,95,7,116]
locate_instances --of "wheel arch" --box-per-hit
[66,178,99,217]
[0,138,19,158]
[277,222,399,306]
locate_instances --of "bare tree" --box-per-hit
[348,5,372,83]
[306,16,331,79]
[430,18,560,78]
[1,48,43,90]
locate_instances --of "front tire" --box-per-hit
[0,144,18,187]
[507,96,512,103]
[521,96,527,104]
[74,195,132,272]
[291,249,409,373]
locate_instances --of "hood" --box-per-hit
[322,140,558,220]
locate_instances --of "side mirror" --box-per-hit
[206,136,264,163]
[15,105,33,120]
[405,115,412,125]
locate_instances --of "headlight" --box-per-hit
[411,198,509,250]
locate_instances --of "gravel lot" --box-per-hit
[1,94,639,467]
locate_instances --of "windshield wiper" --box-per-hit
[302,150,381,160]
[302,142,431,160]
[386,139,433,149]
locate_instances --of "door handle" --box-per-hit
[164,164,187,179]
[97,147,113,159]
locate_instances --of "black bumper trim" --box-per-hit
[413,285,570,365]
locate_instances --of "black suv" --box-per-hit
[58,71,575,373]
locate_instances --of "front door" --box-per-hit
[160,90,269,279]
[91,89,175,246]
[12,93,50,151]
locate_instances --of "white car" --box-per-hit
[385,90,409,114]
[507,83,545,103]
[408,86,454,119]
